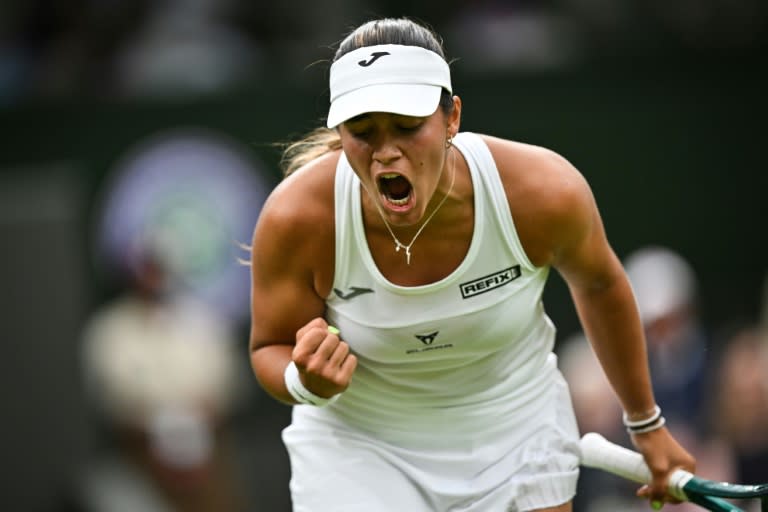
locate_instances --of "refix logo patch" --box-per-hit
[459,266,521,299]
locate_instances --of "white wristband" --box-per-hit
[284,361,340,407]
[628,415,666,435]
[622,405,662,429]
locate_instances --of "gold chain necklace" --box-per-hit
[366,148,456,265]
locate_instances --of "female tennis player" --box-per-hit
[248,17,695,511]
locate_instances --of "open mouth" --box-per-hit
[378,173,413,207]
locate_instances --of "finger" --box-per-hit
[648,473,670,504]
[339,353,358,379]
[293,326,331,361]
[637,478,673,504]
[311,330,341,362]
[296,317,327,343]
[328,341,350,368]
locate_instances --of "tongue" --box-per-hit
[384,176,410,199]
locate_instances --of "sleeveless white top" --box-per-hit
[294,132,560,448]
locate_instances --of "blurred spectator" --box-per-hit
[446,1,585,72]
[76,246,249,512]
[558,333,637,512]
[0,0,151,100]
[558,332,624,443]
[558,333,726,512]
[711,273,768,487]
[623,246,741,509]
[623,245,713,437]
[3,0,766,103]
[113,0,263,99]
[562,245,741,511]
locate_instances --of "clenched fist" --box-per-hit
[292,318,358,398]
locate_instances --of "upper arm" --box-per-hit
[545,157,625,293]
[484,135,624,292]
[248,168,334,353]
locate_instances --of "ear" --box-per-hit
[447,95,462,137]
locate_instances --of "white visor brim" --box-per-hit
[327,83,443,128]
[326,44,451,128]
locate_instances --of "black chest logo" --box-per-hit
[334,287,374,300]
[415,331,439,345]
[460,266,521,298]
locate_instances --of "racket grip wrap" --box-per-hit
[580,432,691,501]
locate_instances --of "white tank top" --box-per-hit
[296,132,560,447]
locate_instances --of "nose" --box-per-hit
[370,131,402,165]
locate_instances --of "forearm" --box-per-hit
[250,343,297,405]
[570,276,657,419]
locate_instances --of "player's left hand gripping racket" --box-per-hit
[580,432,768,512]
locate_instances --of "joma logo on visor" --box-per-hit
[358,51,391,67]
[460,266,521,298]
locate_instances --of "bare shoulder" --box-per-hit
[480,134,589,203]
[251,150,340,276]
[260,150,339,228]
[478,134,596,265]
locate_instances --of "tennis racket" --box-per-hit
[580,432,768,512]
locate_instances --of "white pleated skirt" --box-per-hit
[282,374,580,512]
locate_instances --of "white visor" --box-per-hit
[327,44,452,128]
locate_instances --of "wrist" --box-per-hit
[623,405,661,426]
[623,405,666,435]
[284,361,341,407]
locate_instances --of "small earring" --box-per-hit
[446,135,453,148]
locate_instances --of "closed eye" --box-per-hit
[397,123,422,133]
[349,129,371,140]
[393,115,425,133]
[343,114,424,139]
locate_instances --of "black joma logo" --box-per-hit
[333,286,374,300]
[460,266,521,298]
[358,51,390,67]
[415,331,439,345]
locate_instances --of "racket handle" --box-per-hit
[580,432,692,501]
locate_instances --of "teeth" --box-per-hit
[381,173,399,179]
[388,197,408,206]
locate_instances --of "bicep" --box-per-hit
[551,173,625,293]
[248,203,326,353]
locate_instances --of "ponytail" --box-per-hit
[279,128,342,177]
